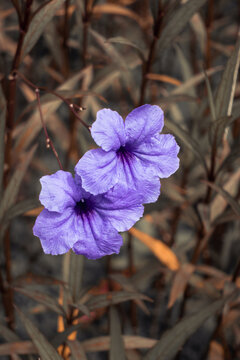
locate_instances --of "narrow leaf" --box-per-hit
[68,252,85,303]
[157,0,207,50]
[21,0,66,59]
[86,291,152,311]
[110,307,126,360]
[171,66,223,96]
[14,287,66,316]
[109,274,150,314]
[168,264,195,308]
[92,4,146,29]
[164,118,208,173]
[0,145,37,223]
[215,35,240,118]
[80,336,157,353]
[106,36,146,61]
[203,180,240,218]
[0,324,20,342]
[129,228,180,271]
[0,341,36,356]
[146,73,182,86]
[67,340,87,360]
[144,296,230,360]
[16,307,63,360]
[3,198,40,223]
[0,84,6,199]
[204,70,216,121]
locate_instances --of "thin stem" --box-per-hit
[65,0,91,168]
[62,0,71,76]
[35,89,63,170]
[15,71,90,131]
[232,256,240,283]
[5,0,33,182]
[82,0,90,67]
[139,1,163,105]
[127,232,137,332]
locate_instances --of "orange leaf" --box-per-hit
[168,264,195,308]
[92,4,150,29]
[146,73,182,86]
[129,228,180,271]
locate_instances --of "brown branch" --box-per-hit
[3,0,33,331]
[139,1,163,105]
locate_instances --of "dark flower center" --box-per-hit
[74,198,93,216]
[117,145,133,163]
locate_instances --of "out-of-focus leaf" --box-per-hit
[129,228,180,271]
[21,0,66,59]
[159,94,197,104]
[0,341,36,356]
[0,324,20,342]
[208,116,233,145]
[92,4,147,29]
[216,140,240,176]
[131,261,161,290]
[81,336,156,352]
[86,291,152,311]
[204,180,240,218]
[71,303,90,317]
[0,84,6,199]
[13,273,65,287]
[3,198,40,223]
[14,287,66,316]
[157,0,207,50]
[90,29,128,70]
[110,306,126,360]
[204,70,216,121]
[67,340,87,360]
[190,13,206,55]
[0,145,37,223]
[66,252,85,303]
[168,264,195,308]
[16,307,63,359]
[208,341,224,360]
[106,36,146,61]
[44,20,63,71]
[171,66,223,96]
[215,35,240,118]
[143,296,230,360]
[164,118,208,173]
[109,274,150,314]
[52,323,83,348]
[146,73,182,86]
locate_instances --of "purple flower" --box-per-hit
[33,170,144,258]
[75,105,179,201]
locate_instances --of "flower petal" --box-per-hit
[75,149,119,195]
[33,208,78,255]
[91,108,126,151]
[125,104,164,145]
[116,152,161,204]
[94,184,145,232]
[133,134,180,178]
[39,170,81,213]
[72,211,123,259]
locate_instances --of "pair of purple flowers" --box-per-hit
[33,105,180,259]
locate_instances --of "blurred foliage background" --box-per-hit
[0,0,240,359]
